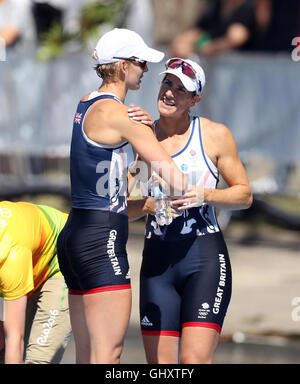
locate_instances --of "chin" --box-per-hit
[159,108,174,117]
[130,84,140,91]
[158,103,174,115]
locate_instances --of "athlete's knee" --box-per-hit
[180,349,214,364]
[91,343,123,364]
[108,343,123,364]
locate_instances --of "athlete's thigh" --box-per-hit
[69,288,131,363]
[181,233,232,334]
[140,240,182,363]
[140,272,181,363]
[25,276,71,364]
[140,240,182,336]
[83,288,132,363]
[68,293,90,363]
[84,288,131,342]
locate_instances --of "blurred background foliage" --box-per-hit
[37,0,126,61]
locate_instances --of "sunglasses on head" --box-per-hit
[113,56,147,69]
[165,58,202,93]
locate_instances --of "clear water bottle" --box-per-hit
[152,176,173,226]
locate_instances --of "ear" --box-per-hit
[118,60,128,81]
[190,95,201,107]
[119,60,129,74]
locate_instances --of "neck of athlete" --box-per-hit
[156,113,191,140]
[98,81,128,103]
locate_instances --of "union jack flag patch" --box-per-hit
[74,113,82,124]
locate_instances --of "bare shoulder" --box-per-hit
[199,116,238,161]
[200,117,237,148]
[200,117,233,142]
[88,99,154,143]
[86,98,129,126]
[83,99,132,145]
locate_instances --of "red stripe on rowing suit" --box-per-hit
[182,322,221,333]
[69,284,131,295]
[141,330,180,337]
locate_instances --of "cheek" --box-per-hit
[176,98,187,109]
[127,70,140,87]
[158,89,164,100]
[157,99,166,112]
[179,95,194,108]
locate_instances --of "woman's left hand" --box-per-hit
[128,105,154,130]
[171,184,204,210]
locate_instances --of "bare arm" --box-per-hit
[86,102,188,196]
[173,123,252,211]
[127,198,155,221]
[122,118,187,196]
[198,23,250,56]
[168,28,202,58]
[127,156,154,220]
[207,123,252,209]
[3,296,27,364]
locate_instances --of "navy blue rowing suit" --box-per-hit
[57,92,135,294]
[140,117,232,335]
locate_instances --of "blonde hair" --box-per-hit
[93,49,120,81]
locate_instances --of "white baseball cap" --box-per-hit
[93,28,165,65]
[160,58,206,95]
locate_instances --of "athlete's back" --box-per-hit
[0,201,67,299]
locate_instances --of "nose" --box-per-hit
[165,87,174,97]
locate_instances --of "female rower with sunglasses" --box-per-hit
[129,58,252,364]
[57,31,188,364]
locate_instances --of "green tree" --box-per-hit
[37,0,126,61]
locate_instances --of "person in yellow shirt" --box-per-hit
[0,201,71,364]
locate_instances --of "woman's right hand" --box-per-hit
[128,105,154,130]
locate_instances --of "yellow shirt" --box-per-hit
[0,201,67,300]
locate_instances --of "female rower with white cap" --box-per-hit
[129,57,252,363]
[57,30,188,364]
